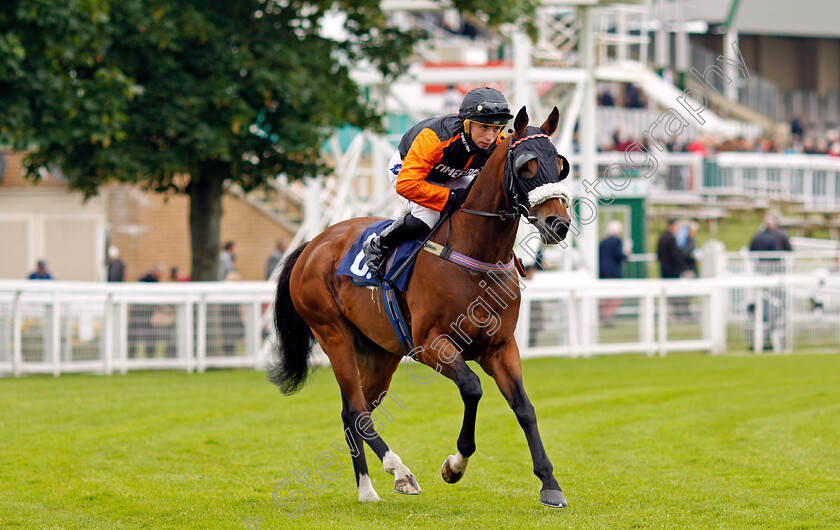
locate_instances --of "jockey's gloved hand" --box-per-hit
[446,188,470,210]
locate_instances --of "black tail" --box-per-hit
[268,242,315,394]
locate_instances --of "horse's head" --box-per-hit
[506,107,571,244]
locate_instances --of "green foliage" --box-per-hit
[2,354,839,528]
[1,0,414,195]
[451,0,541,39]
[0,0,536,278]
[0,0,533,194]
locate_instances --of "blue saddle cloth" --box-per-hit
[336,220,422,292]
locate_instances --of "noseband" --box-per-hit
[460,133,553,223]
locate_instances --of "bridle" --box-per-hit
[460,133,553,224]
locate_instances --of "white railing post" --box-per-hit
[710,286,726,355]
[197,295,207,373]
[643,293,655,357]
[580,291,593,358]
[62,302,73,363]
[657,287,667,357]
[516,290,531,358]
[12,290,22,377]
[119,299,128,375]
[51,292,61,377]
[103,293,114,375]
[568,289,578,358]
[784,277,795,354]
[250,294,261,370]
[752,289,764,353]
[184,298,195,374]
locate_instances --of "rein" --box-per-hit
[459,133,552,223]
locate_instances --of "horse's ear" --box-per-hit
[513,106,528,137]
[541,107,560,136]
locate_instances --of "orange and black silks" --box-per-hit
[396,114,505,212]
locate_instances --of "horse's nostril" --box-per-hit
[545,216,570,241]
[546,216,568,230]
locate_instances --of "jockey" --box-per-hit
[363,86,514,278]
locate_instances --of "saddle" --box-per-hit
[336,219,423,292]
[337,217,526,354]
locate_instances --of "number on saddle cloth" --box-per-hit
[336,219,424,292]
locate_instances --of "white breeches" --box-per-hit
[388,151,474,229]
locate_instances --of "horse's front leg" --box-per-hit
[411,339,482,484]
[479,340,566,508]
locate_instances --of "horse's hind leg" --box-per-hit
[479,341,567,508]
[311,322,419,501]
[356,335,422,495]
[337,391,379,502]
[302,314,380,502]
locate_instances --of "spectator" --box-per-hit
[219,241,237,281]
[139,263,164,283]
[598,220,628,327]
[790,115,805,143]
[459,15,479,39]
[28,260,53,280]
[747,215,791,348]
[598,89,615,107]
[685,137,708,156]
[265,239,288,280]
[170,266,190,282]
[107,246,125,282]
[815,139,829,155]
[664,136,683,152]
[676,220,699,276]
[623,83,644,108]
[657,218,692,279]
[598,220,627,279]
[749,214,792,253]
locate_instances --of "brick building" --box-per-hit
[0,149,293,282]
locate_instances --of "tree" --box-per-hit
[0,0,536,280]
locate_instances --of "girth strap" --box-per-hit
[422,241,517,275]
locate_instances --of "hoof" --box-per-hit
[394,474,422,495]
[359,491,381,503]
[441,457,464,484]
[540,489,567,508]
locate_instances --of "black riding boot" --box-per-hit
[363,213,429,279]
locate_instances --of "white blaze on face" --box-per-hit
[528,182,571,208]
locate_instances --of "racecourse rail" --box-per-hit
[1,269,838,377]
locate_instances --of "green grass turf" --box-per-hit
[2,354,839,529]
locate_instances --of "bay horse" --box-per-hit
[270,106,572,508]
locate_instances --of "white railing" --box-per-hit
[566,151,704,192]
[3,272,840,377]
[595,108,762,148]
[563,152,840,204]
[727,250,840,277]
[705,153,840,206]
[0,280,275,377]
[516,273,840,357]
[627,250,840,278]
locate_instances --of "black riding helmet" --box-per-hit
[458,87,514,125]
